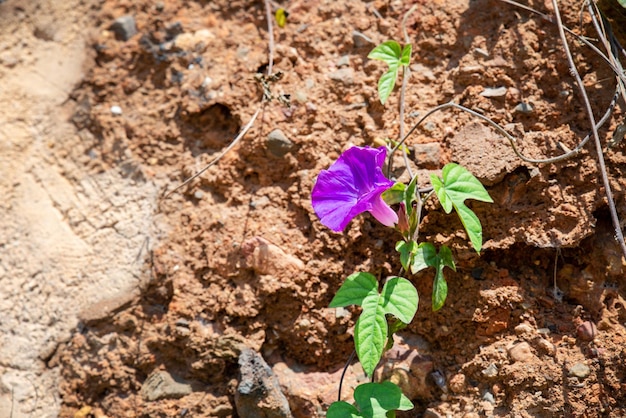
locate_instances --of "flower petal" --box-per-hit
[311,146,395,231]
[369,194,399,227]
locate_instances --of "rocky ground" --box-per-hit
[1,0,626,417]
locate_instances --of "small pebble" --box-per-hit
[482,363,498,378]
[508,341,534,362]
[334,307,350,318]
[577,321,597,341]
[474,47,489,58]
[193,190,204,200]
[266,129,294,157]
[110,105,122,115]
[110,15,137,41]
[482,390,495,404]
[536,338,556,356]
[514,322,533,335]
[430,370,447,391]
[480,87,507,98]
[448,373,466,394]
[569,362,591,379]
[514,102,534,114]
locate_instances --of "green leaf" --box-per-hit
[400,44,412,66]
[395,241,416,271]
[409,244,455,311]
[404,175,418,217]
[430,163,493,252]
[382,182,406,206]
[330,272,378,308]
[327,401,361,418]
[368,41,403,63]
[376,70,398,105]
[354,293,387,376]
[619,0,626,8]
[410,242,437,274]
[381,277,418,324]
[438,245,456,270]
[353,382,414,417]
[431,268,448,312]
[431,246,455,311]
[368,41,409,105]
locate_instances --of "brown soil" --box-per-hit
[2,0,626,417]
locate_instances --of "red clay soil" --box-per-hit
[42,0,626,417]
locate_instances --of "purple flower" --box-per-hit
[311,146,398,232]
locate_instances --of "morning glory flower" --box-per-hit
[311,146,398,232]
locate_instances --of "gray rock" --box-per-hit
[514,102,534,114]
[110,15,137,41]
[482,390,495,404]
[480,86,507,98]
[266,129,294,158]
[328,68,354,85]
[569,363,591,379]
[235,347,292,418]
[481,363,499,378]
[141,370,192,401]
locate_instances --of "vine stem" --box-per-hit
[396,5,418,180]
[337,350,356,402]
[550,0,626,258]
[163,107,261,198]
[264,0,275,75]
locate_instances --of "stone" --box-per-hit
[235,348,292,418]
[448,373,467,394]
[328,68,354,85]
[514,322,533,336]
[569,362,591,379]
[266,129,294,157]
[110,15,137,41]
[241,236,305,277]
[508,342,535,363]
[577,321,597,341]
[514,102,534,114]
[536,338,556,356]
[480,86,507,98]
[110,105,122,115]
[482,390,495,404]
[482,363,499,378]
[140,370,192,401]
